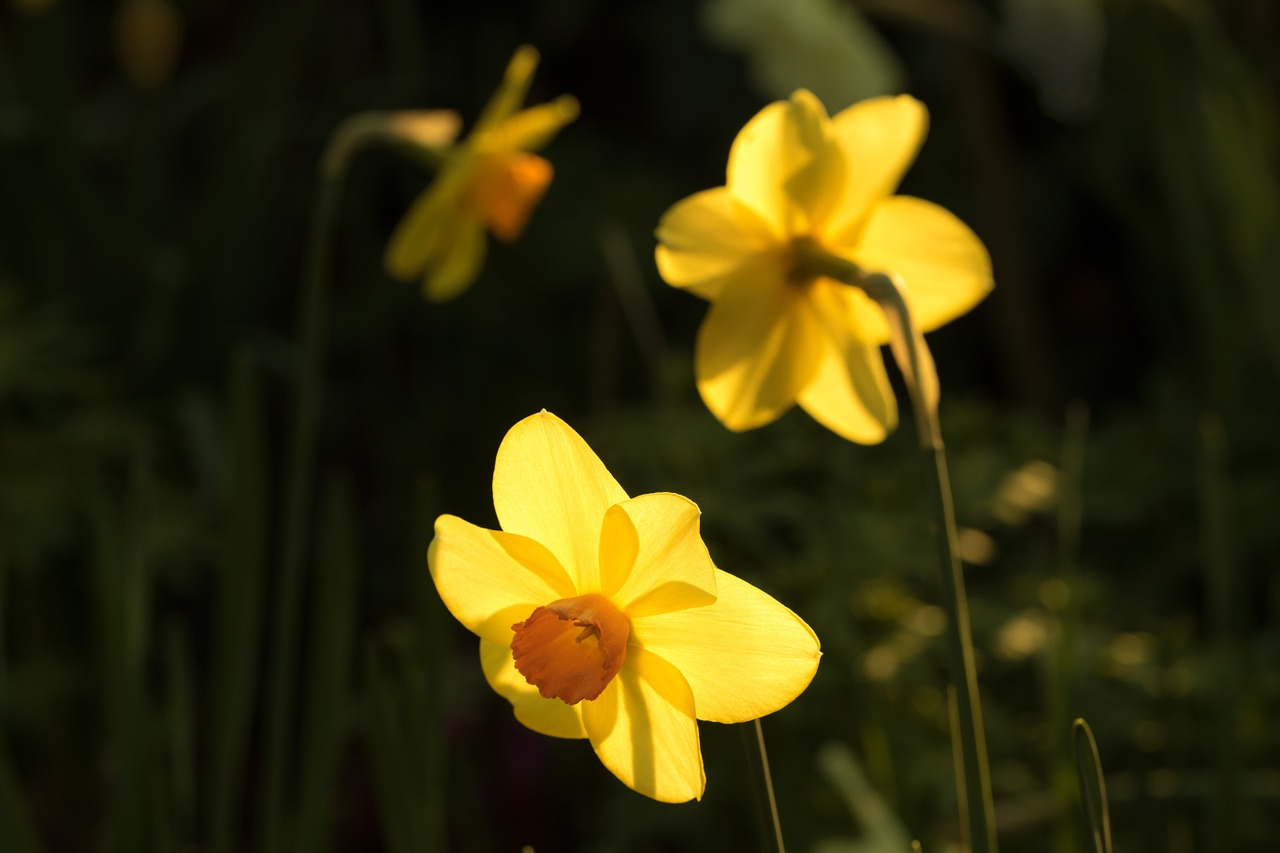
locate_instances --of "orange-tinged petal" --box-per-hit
[481,638,586,739]
[851,195,994,333]
[422,216,487,301]
[582,646,705,802]
[654,187,779,301]
[473,45,539,137]
[428,515,576,644]
[464,152,554,243]
[493,411,629,593]
[727,89,847,238]
[796,279,898,444]
[695,273,823,432]
[630,569,820,724]
[598,493,717,617]
[822,95,929,246]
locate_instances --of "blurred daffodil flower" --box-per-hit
[428,411,820,802]
[655,90,992,443]
[384,46,578,301]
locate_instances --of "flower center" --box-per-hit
[511,592,629,705]
[464,151,554,243]
[787,236,863,286]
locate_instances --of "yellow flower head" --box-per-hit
[385,46,579,301]
[655,90,993,443]
[428,411,821,802]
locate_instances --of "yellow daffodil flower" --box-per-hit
[428,411,821,802]
[655,89,993,443]
[385,46,578,301]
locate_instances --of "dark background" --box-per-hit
[1,0,1278,850]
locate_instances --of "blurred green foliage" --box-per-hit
[1,0,1278,851]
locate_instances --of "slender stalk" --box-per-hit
[792,248,998,852]
[258,112,452,853]
[259,112,424,852]
[209,349,268,853]
[753,719,787,853]
[924,438,997,853]
[257,145,343,853]
[875,270,997,853]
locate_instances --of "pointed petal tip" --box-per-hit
[552,94,580,123]
[510,44,540,75]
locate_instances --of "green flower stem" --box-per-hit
[793,247,998,853]
[755,719,786,853]
[257,131,342,853]
[260,112,439,853]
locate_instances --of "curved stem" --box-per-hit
[258,144,343,853]
[792,248,998,852]
[258,113,428,853]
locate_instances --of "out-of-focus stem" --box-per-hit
[259,111,442,853]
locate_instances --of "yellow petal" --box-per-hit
[428,515,576,644]
[796,279,898,444]
[851,195,993,333]
[654,187,780,301]
[582,646,705,802]
[387,109,463,150]
[695,273,823,432]
[486,96,580,152]
[473,45,539,137]
[726,89,846,237]
[493,411,629,593]
[598,493,717,618]
[422,216,487,301]
[383,159,470,282]
[822,95,929,245]
[481,637,586,739]
[630,569,820,724]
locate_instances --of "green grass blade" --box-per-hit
[89,470,152,853]
[208,348,269,853]
[1071,718,1112,853]
[364,632,424,853]
[295,473,361,853]
[162,618,196,846]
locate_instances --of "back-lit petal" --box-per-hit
[429,515,575,644]
[695,273,823,431]
[727,89,846,238]
[493,412,629,592]
[851,195,994,333]
[796,279,898,444]
[823,95,928,245]
[481,638,587,739]
[582,646,705,803]
[598,494,717,616]
[631,569,820,724]
[655,187,779,301]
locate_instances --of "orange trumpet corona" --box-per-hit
[511,593,630,705]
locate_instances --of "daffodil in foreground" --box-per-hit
[385,46,578,301]
[655,89,993,444]
[428,411,821,802]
